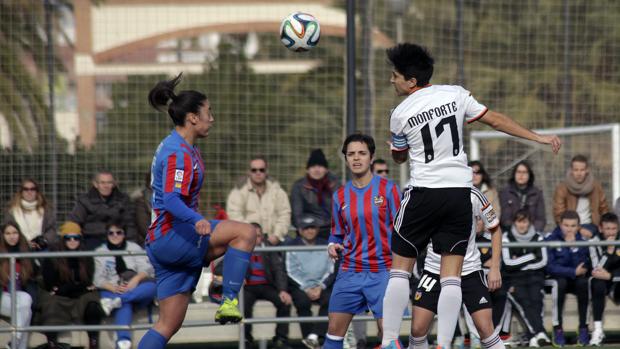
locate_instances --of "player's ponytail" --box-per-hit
[148,72,207,126]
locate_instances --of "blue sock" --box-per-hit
[323,334,344,349]
[222,246,251,300]
[137,329,167,349]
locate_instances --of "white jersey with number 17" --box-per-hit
[390,84,487,188]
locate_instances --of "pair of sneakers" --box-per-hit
[552,327,590,347]
[302,333,320,349]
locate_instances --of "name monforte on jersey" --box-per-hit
[406,101,458,128]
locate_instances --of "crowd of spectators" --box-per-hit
[1,151,620,349]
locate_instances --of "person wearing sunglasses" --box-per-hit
[4,178,57,250]
[371,158,390,179]
[227,156,292,245]
[37,221,103,349]
[94,221,156,349]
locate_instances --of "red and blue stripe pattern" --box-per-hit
[330,176,401,272]
[147,130,205,243]
[246,254,268,286]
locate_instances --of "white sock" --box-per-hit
[409,334,428,349]
[381,270,411,347]
[594,321,603,331]
[481,333,505,349]
[436,277,462,348]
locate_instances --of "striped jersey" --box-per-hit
[147,130,205,244]
[246,254,268,285]
[390,85,487,188]
[424,187,499,276]
[330,176,401,272]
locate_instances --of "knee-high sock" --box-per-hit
[437,277,462,348]
[138,328,167,349]
[323,333,345,349]
[381,270,411,347]
[409,334,428,349]
[481,333,505,349]
[222,246,251,300]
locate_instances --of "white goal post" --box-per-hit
[470,123,620,203]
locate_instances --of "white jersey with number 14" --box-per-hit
[390,85,487,188]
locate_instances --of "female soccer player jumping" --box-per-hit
[137,74,256,349]
[323,133,401,349]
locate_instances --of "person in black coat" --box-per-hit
[68,171,137,250]
[499,161,546,232]
[36,221,104,349]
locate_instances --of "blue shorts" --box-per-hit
[328,270,389,318]
[146,220,220,300]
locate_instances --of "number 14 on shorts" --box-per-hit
[417,274,437,292]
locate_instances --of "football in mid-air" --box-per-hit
[279,12,320,52]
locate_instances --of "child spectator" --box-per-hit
[286,215,335,348]
[545,210,591,347]
[94,221,156,349]
[501,210,550,347]
[588,212,620,346]
[0,223,34,349]
[242,223,292,349]
[4,178,57,250]
[36,221,104,349]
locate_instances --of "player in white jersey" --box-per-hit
[408,187,503,349]
[381,43,561,349]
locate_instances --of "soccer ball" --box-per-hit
[279,12,320,52]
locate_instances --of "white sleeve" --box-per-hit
[390,107,406,137]
[459,86,488,123]
[472,188,499,229]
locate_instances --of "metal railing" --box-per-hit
[1,239,620,349]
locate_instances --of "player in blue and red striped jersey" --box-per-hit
[137,73,256,349]
[323,133,401,349]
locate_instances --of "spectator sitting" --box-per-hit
[0,223,34,349]
[4,178,57,250]
[132,173,152,247]
[36,221,103,349]
[286,215,335,348]
[553,155,609,239]
[291,149,341,240]
[499,161,546,232]
[545,210,591,347]
[227,156,292,245]
[588,212,620,346]
[501,210,550,347]
[94,221,156,349]
[68,170,137,250]
[371,158,390,178]
[241,223,292,349]
[470,161,501,232]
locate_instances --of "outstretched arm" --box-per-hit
[478,110,561,154]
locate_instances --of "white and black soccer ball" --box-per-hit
[279,12,320,52]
